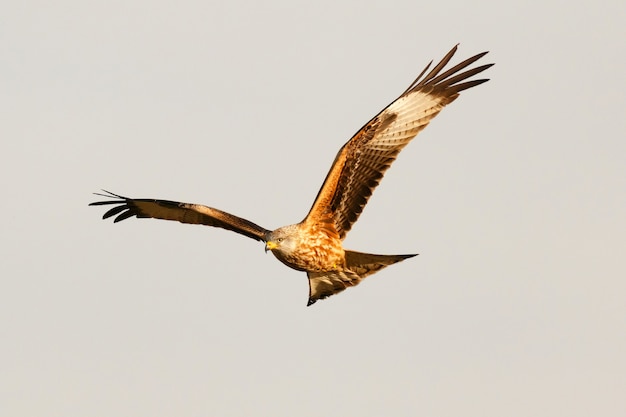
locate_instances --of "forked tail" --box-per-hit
[344,250,417,278]
[306,250,417,306]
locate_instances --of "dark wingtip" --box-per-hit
[473,51,490,61]
[90,190,126,206]
[113,210,136,223]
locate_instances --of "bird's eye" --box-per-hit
[277,238,283,242]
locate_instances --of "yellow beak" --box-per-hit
[265,241,277,253]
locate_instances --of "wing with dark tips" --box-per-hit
[89,190,270,242]
[304,45,493,239]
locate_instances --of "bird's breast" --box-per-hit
[272,229,345,273]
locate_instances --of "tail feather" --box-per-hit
[306,251,417,306]
[345,250,417,278]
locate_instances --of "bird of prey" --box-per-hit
[90,45,492,306]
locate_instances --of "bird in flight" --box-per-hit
[91,45,492,306]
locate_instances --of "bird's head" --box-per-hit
[265,224,299,255]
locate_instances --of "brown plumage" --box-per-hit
[90,45,493,306]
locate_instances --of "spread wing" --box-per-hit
[89,190,270,242]
[304,45,493,239]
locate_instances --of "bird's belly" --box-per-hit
[273,239,345,272]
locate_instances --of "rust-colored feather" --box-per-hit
[306,251,415,305]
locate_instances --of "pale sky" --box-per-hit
[1,1,625,416]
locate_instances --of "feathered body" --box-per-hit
[90,45,493,305]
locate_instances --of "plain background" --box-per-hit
[1,1,624,416]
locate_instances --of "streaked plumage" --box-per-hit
[90,45,493,306]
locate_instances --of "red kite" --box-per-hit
[91,45,492,305]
